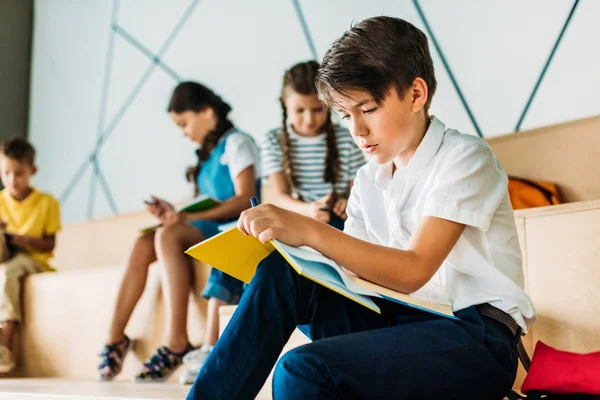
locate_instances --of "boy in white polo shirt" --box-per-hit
[187,16,536,400]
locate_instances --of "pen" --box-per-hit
[250,196,259,207]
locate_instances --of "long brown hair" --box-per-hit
[280,61,340,198]
[168,81,234,194]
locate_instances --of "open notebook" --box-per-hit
[141,194,221,234]
[185,227,455,318]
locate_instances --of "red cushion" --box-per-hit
[521,341,600,395]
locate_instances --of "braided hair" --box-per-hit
[280,61,340,198]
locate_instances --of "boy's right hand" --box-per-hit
[307,193,333,223]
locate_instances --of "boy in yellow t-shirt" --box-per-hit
[0,138,61,373]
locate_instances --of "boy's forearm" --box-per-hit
[306,222,422,294]
[25,236,55,252]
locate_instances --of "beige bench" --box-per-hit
[18,210,212,381]
[489,116,600,353]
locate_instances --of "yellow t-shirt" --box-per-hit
[0,188,61,271]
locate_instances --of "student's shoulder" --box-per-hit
[440,128,495,162]
[36,190,60,206]
[28,190,60,214]
[261,127,283,146]
[225,129,257,149]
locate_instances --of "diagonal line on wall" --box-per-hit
[291,0,319,60]
[413,0,483,138]
[88,0,120,218]
[515,0,579,131]
[113,25,181,81]
[59,154,94,203]
[95,159,119,214]
[61,0,200,210]
[95,0,200,151]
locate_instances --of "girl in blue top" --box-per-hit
[97,82,260,384]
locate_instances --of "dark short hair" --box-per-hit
[0,137,36,166]
[316,16,437,110]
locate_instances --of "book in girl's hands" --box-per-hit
[185,227,456,319]
[140,194,221,234]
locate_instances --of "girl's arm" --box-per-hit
[238,205,465,294]
[267,172,311,215]
[267,172,331,222]
[184,166,257,222]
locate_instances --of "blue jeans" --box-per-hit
[187,252,519,399]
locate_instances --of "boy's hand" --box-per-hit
[307,193,333,223]
[332,197,348,220]
[238,204,315,247]
[10,235,31,248]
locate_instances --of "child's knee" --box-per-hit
[133,233,155,252]
[273,346,324,395]
[154,224,180,248]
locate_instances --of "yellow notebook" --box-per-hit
[185,227,455,318]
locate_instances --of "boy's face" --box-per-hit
[0,155,36,197]
[332,81,428,165]
[170,109,218,145]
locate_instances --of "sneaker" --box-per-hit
[179,344,213,385]
[97,335,133,381]
[0,345,15,373]
[133,343,194,383]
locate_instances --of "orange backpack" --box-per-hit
[508,176,561,210]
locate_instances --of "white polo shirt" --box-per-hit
[344,117,536,332]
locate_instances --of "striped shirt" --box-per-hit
[261,125,366,202]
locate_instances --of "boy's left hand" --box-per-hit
[10,235,31,248]
[238,204,315,247]
[332,198,348,220]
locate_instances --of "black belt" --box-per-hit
[476,303,532,371]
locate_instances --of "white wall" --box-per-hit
[29,0,600,223]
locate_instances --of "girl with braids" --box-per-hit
[97,82,260,384]
[261,61,365,229]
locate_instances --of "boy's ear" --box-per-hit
[31,165,38,175]
[410,77,429,113]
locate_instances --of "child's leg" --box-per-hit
[106,232,157,344]
[154,222,204,352]
[187,252,519,400]
[272,307,517,400]
[204,298,226,346]
[187,252,389,399]
[201,268,246,346]
[0,254,44,349]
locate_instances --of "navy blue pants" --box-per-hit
[187,251,518,399]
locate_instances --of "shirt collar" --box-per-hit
[374,116,446,191]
